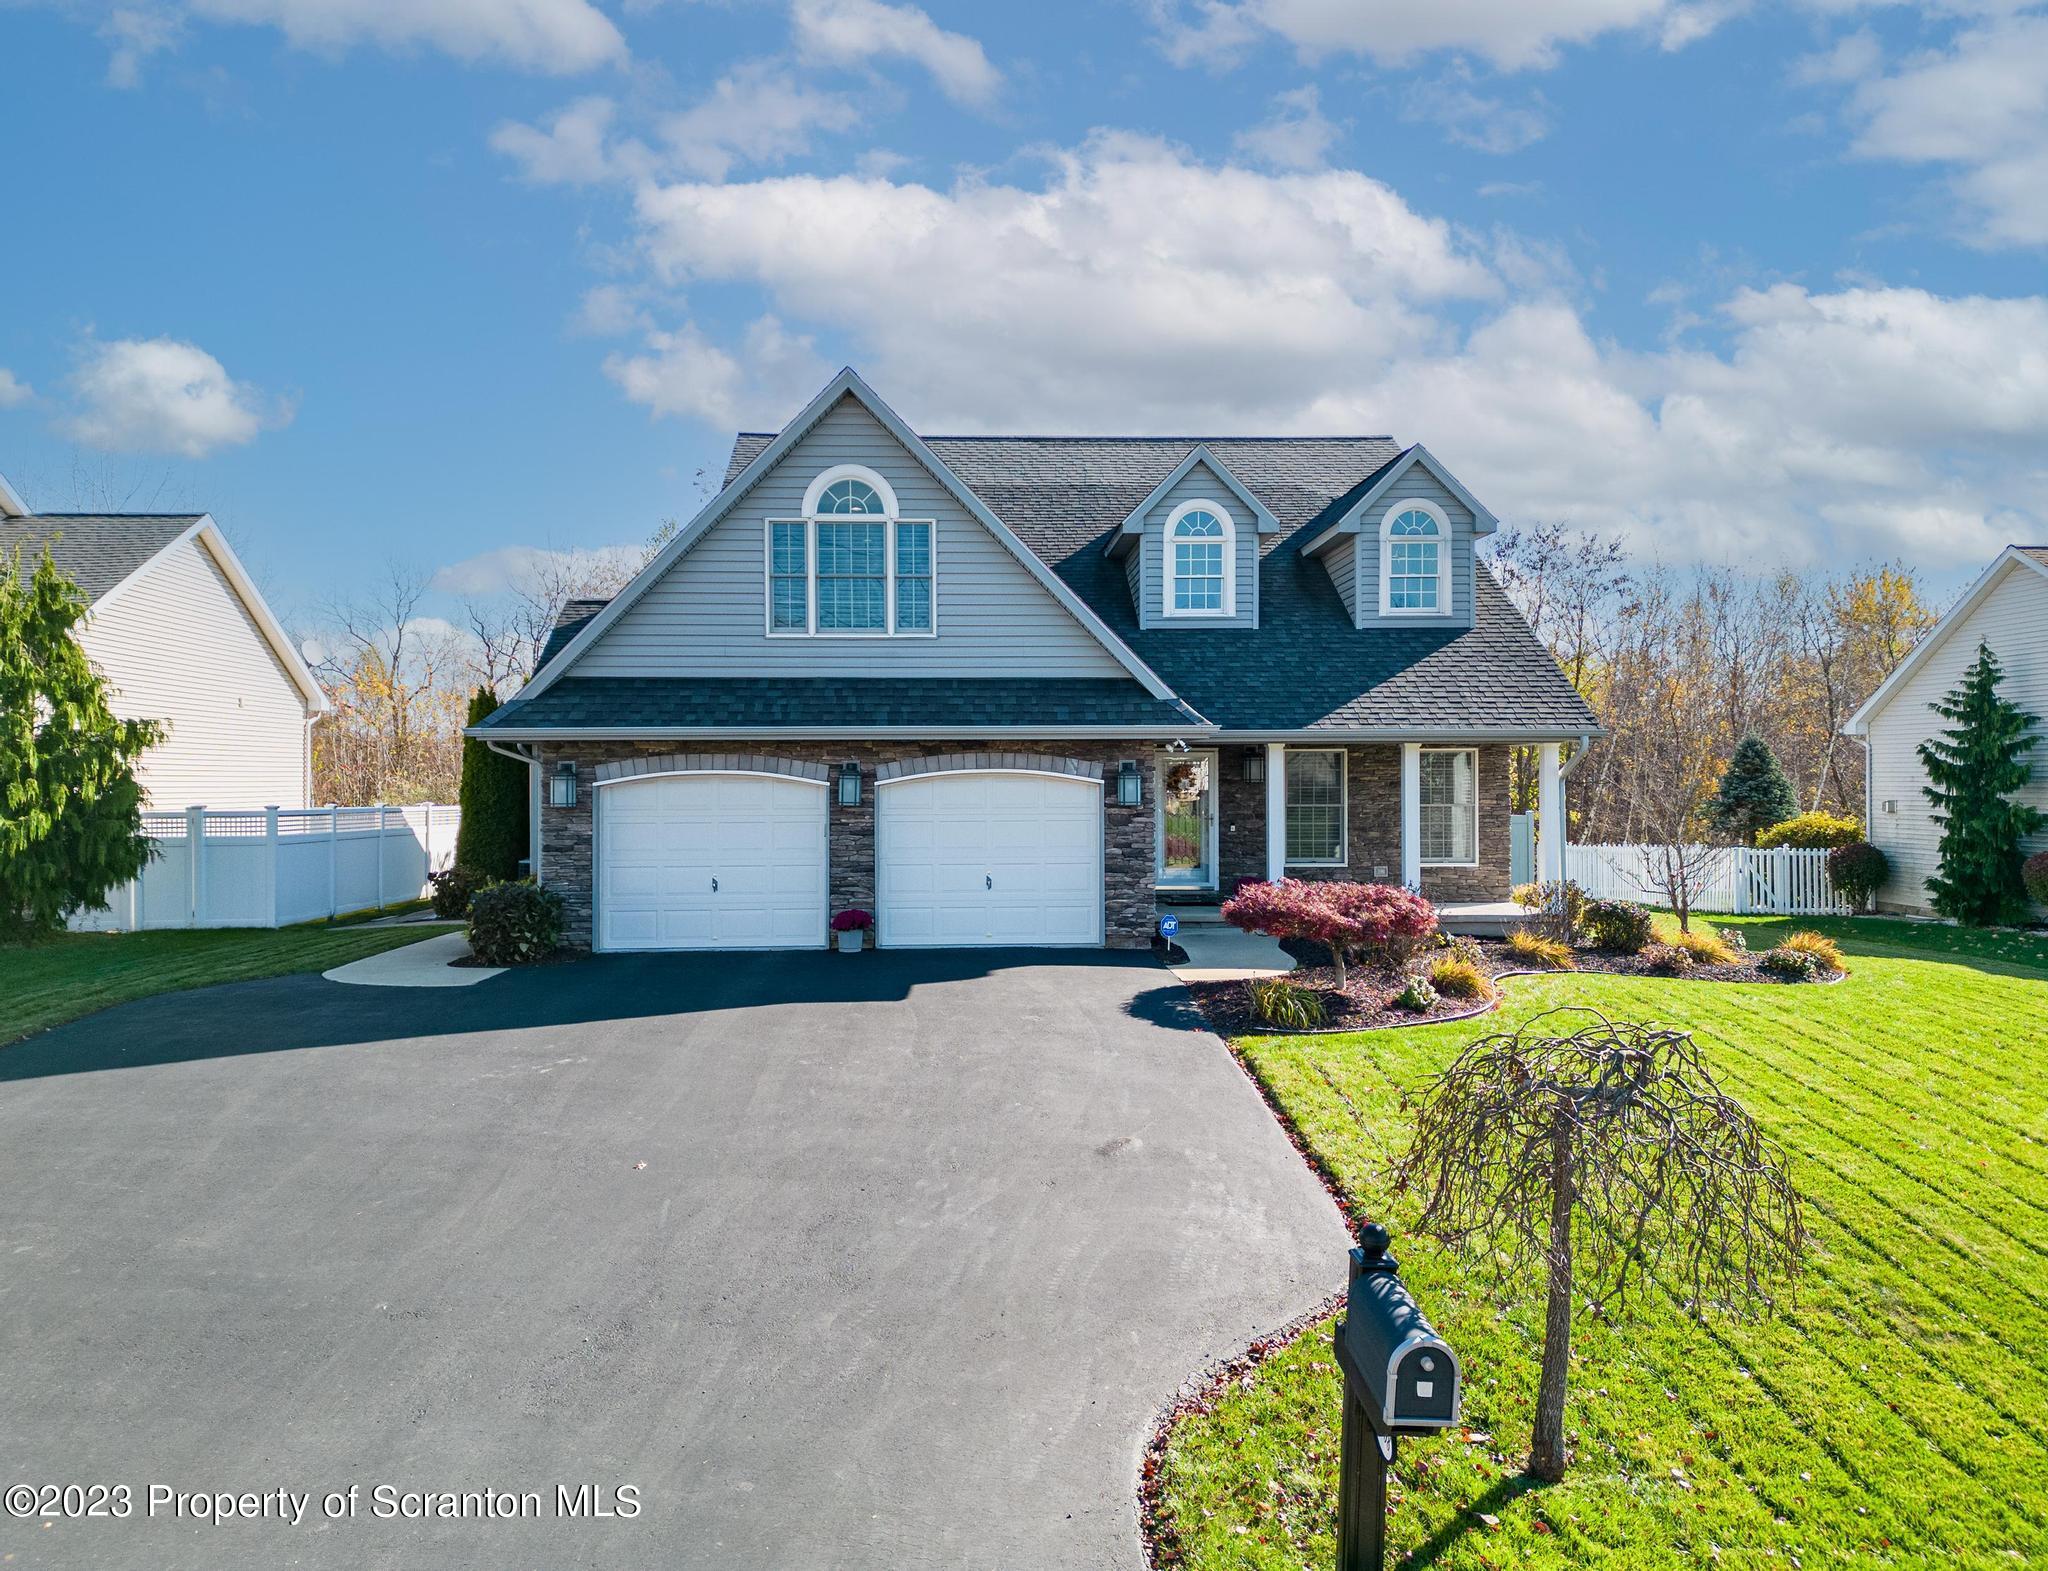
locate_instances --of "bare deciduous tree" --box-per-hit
[1397,1008,1805,1482]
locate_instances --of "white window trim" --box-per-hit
[1283,747,1348,869]
[762,515,939,640]
[801,463,900,520]
[1377,498,1453,618]
[1418,746,1480,868]
[1161,498,1237,619]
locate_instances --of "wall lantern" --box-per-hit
[1116,759,1143,807]
[549,759,578,808]
[838,760,862,807]
[1242,750,1266,784]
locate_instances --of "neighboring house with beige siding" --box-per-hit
[1844,545,2048,916]
[0,478,327,811]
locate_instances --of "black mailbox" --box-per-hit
[1336,1224,1461,1436]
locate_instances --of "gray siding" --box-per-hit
[1350,468,1476,630]
[1325,534,1357,620]
[1136,460,1259,630]
[576,395,1128,680]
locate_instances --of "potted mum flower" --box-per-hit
[832,908,874,953]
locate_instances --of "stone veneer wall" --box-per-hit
[1210,742,1514,903]
[536,739,1159,950]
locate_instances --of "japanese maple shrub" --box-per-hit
[1221,878,1437,988]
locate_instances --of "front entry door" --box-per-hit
[1156,750,1218,890]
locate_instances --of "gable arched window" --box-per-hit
[771,465,933,636]
[1163,500,1235,617]
[1379,500,1451,616]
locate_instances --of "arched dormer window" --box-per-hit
[1379,500,1451,616]
[1163,500,1235,618]
[771,465,932,637]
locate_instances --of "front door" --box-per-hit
[1156,750,1218,890]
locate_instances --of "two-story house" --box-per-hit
[471,369,1598,952]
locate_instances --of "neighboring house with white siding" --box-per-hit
[0,476,327,810]
[1844,545,2048,916]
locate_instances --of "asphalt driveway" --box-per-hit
[0,947,1345,1570]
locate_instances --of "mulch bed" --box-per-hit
[1184,932,1843,1036]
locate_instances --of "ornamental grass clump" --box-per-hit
[1659,923,1738,967]
[1780,929,1844,973]
[1245,976,1326,1031]
[1428,954,1491,1000]
[1506,928,1576,970]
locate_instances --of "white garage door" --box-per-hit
[878,771,1103,948]
[597,773,827,951]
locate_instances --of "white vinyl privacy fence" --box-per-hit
[1567,843,1848,916]
[71,805,461,932]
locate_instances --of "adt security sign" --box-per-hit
[1158,913,1180,941]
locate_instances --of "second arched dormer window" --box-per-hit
[1163,501,1235,617]
[1380,501,1451,615]
[770,465,933,636]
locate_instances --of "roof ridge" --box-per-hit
[14,512,205,521]
[732,432,1397,444]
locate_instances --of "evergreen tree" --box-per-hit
[0,546,164,941]
[454,687,529,881]
[1708,732,1798,846]
[1919,643,2044,926]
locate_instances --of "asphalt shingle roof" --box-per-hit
[480,677,1201,732]
[722,431,1599,735]
[2020,545,2048,571]
[0,515,200,602]
[535,597,611,669]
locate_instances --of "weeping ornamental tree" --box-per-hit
[1397,1009,1804,1482]
[0,547,164,941]
[1918,643,2044,927]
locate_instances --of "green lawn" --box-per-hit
[1154,916,2048,1569]
[0,924,460,1044]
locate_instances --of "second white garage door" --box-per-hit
[597,772,827,951]
[878,771,1103,947]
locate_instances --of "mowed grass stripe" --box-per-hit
[1156,918,2048,1569]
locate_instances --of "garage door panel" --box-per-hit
[598,774,826,951]
[879,771,1102,948]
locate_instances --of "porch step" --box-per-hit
[1157,901,1228,925]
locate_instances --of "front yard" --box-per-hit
[1152,916,2048,1568]
[0,924,460,1044]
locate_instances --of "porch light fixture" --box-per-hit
[1116,759,1143,807]
[838,760,862,807]
[549,760,578,808]
[1242,750,1265,784]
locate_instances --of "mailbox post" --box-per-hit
[1333,1223,1460,1571]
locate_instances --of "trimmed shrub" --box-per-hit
[1428,955,1490,1000]
[1392,976,1439,1013]
[1760,945,1821,981]
[1640,943,1695,976]
[1828,841,1889,913]
[1583,897,1655,955]
[467,880,565,966]
[1246,977,1326,1030]
[1780,929,1844,972]
[1513,879,1587,943]
[1659,924,1738,967]
[428,865,489,920]
[2024,849,2048,907]
[1506,928,1576,970]
[1756,811,1864,850]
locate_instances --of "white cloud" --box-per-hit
[183,0,624,73]
[0,369,32,408]
[491,95,644,184]
[430,543,644,597]
[65,337,290,457]
[1232,85,1339,169]
[790,0,1000,105]
[604,315,829,428]
[1152,0,1711,73]
[1402,69,1551,153]
[99,5,183,87]
[1816,11,2048,247]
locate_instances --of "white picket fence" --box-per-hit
[1566,843,1848,916]
[71,804,461,932]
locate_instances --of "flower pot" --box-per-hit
[836,928,866,953]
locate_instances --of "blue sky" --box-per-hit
[4,0,2046,632]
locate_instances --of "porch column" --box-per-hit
[1537,741,1566,885]
[1399,745,1422,890]
[1264,743,1287,881]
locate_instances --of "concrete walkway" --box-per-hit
[1165,923,1297,982]
[1,948,1345,1571]
[322,929,504,987]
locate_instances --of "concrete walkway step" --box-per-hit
[1165,924,1295,982]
